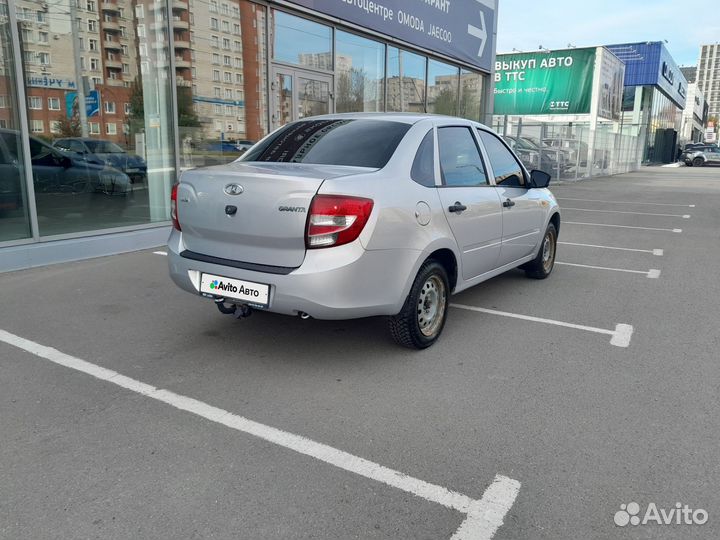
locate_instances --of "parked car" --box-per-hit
[0,129,131,210]
[201,140,247,154]
[52,138,147,184]
[682,145,720,167]
[167,114,560,349]
[503,135,562,175]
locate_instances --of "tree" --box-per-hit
[431,87,458,116]
[177,86,200,127]
[127,79,145,135]
[55,113,82,138]
[336,68,368,113]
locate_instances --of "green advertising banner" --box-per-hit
[494,48,597,115]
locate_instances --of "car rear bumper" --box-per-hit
[167,229,420,320]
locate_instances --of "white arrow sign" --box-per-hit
[467,7,488,59]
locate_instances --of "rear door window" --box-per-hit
[437,127,488,187]
[410,129,435,187]
[242,119,410,168]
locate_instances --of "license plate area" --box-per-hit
[200,273,270,308]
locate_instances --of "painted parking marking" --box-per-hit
[450,304,633,347]
[556,262,660,279]
[561,207,690,219]
[564,221,682,233]
[556,197,695,208]
[153,251,168,256]
[0,329,519,540]
[558,242,663,256]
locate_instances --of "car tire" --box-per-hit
[524,223,557,280]
[388,260,449,349]
[692,157,705,167]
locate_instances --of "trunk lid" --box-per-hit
[177,162,371,268]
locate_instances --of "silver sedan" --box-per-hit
[168,113,560,348]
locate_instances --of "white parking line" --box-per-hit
[558,242,664,256]
[153,251,168,256]
[564,221,682,233]
[450,304,633,347]
[0,329,519,540]
[561,207,691,219]
[556,262,661,279]
[556,197,695,208]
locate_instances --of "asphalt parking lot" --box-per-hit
[1,166,719,540]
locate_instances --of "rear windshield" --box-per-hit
[241,119,410,168]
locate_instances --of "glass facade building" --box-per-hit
[0,0,492,269]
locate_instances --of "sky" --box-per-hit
[496,0,719,67]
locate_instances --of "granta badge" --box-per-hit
[278,206,306,213]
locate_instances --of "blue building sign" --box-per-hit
[65,90,100,118]
[606,42,687,109]
[283,0,496,72]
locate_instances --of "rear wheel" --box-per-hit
[524,223,557,279]
[692,157,705,167]
[389,260,449,349]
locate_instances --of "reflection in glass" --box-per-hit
[275,72,293,127]
[0,13,32,241]
[298,78,329,119]
[459,69,484,122]
[335,31,384,113]
[427,60,459,116]
[273,11,332,70]
[17,0,176,236]
[386,47,426,113]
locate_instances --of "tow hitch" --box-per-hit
[214,298,252,319]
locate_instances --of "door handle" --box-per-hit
[448,202,467,213]
[502,198,515,208]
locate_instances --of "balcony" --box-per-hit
[101,1,120,13]
[103,40,122,51]
[106,78,125,87]
[173,40,190,50]
[103,21,121,32]
[174,58,191,69]
[172,19,189,30]
[172,0,189,11]
[105,59,123,69]
[176,78,192,88]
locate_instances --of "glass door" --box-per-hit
[271,67,332,130]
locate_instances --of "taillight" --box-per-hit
[306,195,374,249]
[171,183,181,231]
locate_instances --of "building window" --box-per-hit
[224,88,232,99]
[122,63,129,74]
[222,38,230,50]
[222,20,229,33]
[209,0,217,13]
[211,35,219,48]
[104,101,116,114]
[124,103,130,114]
[86,0,95,11]
[273,11,332,69]
[28,96,42,109]
[210,18,218,30]
[89,122,100,134]
[106,123,117,135]
[31,119,44,133]
[89,39,98,51]
[232,6,239,18]
[191,67,197,78]
[225,105,233,115]
[38,31,49,43]
[214,104,222,114]
[335,30,385,112]
[223,55,231,66]
[427,59,459,116]
[234,40,241,52]
[90,58,99,71]
[38,52,50,65]
[37,10,47,23]
[234,57,241,69]
[87,19,97,32]
[221,3,228,15]
[121,45,128,55]
[48,97,61,110]
[214,87,221,97]
[223,71,232,83]
[212,53,220,64]
[50,121,62,134]
[0,95,7,108]
[213,69,220,82]
[235,73,242,84]
[233,23,240,35]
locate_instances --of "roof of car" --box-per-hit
[301,112,490,129]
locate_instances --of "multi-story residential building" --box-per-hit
[697,44,720,118]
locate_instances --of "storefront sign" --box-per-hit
[65,90,100,118]
[493,48,596,115]
[597,48,625,121]
[192,96,245,107]
[283,0,496,72]
[27,76,77,90]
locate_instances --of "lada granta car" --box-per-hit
[168,113,560,349]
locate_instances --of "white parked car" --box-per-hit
[168,113,560,348]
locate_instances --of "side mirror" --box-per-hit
[530,169,551,188]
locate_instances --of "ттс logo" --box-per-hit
[614,502,708,527]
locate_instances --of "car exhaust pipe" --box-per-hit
[298,311,311,320]
[214,298,252,318]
